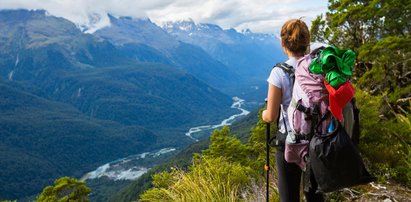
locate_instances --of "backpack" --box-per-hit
[285,47,375,193]
[286,47,359,144]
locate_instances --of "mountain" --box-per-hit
[0,9,237,200]
[93,15,240,92]
[162,20,286,99]
[0,9,235,129]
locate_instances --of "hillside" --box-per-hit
[93,15,240,92]
[0,81,156,199]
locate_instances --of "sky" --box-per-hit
[0,0,328,34]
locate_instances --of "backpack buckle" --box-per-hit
[296,103,311,114]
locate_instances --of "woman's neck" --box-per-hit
[288,54,302,60]
[284,49,303,59]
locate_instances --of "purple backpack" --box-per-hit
[287,49,331,136]
[284,48,358,169]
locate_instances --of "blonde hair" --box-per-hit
[280,18,310,56]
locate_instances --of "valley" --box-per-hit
[0,9,282,201]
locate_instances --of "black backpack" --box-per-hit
[308,118,376,193]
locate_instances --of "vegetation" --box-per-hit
[36,177,91,202]
[140,157,250,202]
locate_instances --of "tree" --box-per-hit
[311,0,411,85]
[36,177,91,202]
[202,126,250,165]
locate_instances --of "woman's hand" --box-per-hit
[262,109,270,123]
[263,83,282,123]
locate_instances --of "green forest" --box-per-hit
[138,0,411,201]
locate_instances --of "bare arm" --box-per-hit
[262,83,282,123]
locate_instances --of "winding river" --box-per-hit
[185,97,249,141]
[81,97,249,181]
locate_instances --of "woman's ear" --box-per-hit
[281,40,289,56]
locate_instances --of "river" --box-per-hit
[81,148,177,181]
[81,97,249,181]
[185,96,249,141]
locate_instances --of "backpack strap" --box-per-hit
[272,62,295,132]
[276,62,295,86]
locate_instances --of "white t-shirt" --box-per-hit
[267,57,299,133]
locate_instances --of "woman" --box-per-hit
[262,19,324,202]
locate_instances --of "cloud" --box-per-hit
[0,0,327,33]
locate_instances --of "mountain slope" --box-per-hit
[0,9,236,129]
[0,81,159,199]
[93,15,240,92]
[162,20,286,98]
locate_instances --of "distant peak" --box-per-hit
[198,23,222,31]
[118,16,151,22]
[241,28,253,35]
[108,14,152,25]
[162,19,197,32]
[74,12,111,34]
[162,19,226,33]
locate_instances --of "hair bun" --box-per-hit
[280,19,310,56]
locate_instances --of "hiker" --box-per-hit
[262,19,324,202]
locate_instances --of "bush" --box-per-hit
[139,156,250,202]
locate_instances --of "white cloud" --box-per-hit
[0,0,327,33]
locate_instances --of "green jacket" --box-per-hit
[309,46,356,88]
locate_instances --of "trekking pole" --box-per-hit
[265,99,270,202]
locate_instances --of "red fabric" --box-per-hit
[324,80,355,121]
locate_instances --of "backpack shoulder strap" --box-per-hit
[272,62,295,132]
[274,62,295,86]
[275,62,295,76]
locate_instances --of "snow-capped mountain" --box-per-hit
[93,15,245,92]
[95,15,179,50]
[162,19,236,45]
[162,20,286,97]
